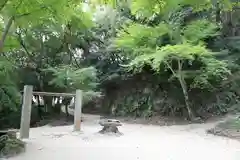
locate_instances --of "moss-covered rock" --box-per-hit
[0,130,25,158]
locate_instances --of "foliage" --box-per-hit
[0,0,92,52]
[94,0,235,17]
[115,23,170,49]
[192,57,230,89]
[43,65,101,104]
[45,66,98,91]
[0,58,21,129]
[183,19,220,44]
[120,43,230,118]
[92,0,239,118]
[111,4,230,118]
[0,0,240,126]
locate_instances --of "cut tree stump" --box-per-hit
[98,119,123,135]
[0,129,25,158]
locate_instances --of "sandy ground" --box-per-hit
[7,115,240,160]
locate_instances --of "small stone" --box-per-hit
[38,147,44,150]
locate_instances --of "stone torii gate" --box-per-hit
[19,85,82,139]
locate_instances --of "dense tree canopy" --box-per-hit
[1,0,240,128]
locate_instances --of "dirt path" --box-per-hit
[7,116,240,160]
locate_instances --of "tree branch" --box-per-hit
[177,59,183,72]
[16,30,36,63]
[16,7,47,18]
[0,0,9,12]
[15,1,60,19]
[165,61,177,76]
[0,16,14,53]
[0,0,24,53]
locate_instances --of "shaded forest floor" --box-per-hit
[6,113,240,160]
[30,104,240,142]
[34,108,240,141]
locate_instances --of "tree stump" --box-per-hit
[0,129,25,158]
[98,119,123,135]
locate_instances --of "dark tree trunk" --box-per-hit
[43,96,53,114]
[36,96,43,119]
[62,98,71,120]
[215,2,221,22]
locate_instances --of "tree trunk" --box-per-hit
[36,96,43,119]
[65,105,69,118]
[178,76,195,120]
[175,60,195,120]
[43,96,53,114]
[62,98,71,120]
[0,16,14,53]
[215,2,221,23]
[52,97,61,114]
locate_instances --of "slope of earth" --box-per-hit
[207,116,240,140]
